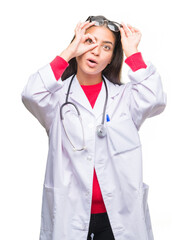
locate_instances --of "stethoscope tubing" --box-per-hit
[60,74,108,151]
[101,78,108,125]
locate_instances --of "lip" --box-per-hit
[86,58,98,68]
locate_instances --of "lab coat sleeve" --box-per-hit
[22,64,64,131]
[127,62,167,130]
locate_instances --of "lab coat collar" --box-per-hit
[67,75,121,118]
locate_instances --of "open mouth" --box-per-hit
[88,59,97,64]
[87,59,98,67]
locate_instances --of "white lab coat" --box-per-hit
[22,61,166,240]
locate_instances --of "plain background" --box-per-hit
[0,0,188,239]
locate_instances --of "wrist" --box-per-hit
[50,56,69,80]
[125,52,147,72]
[124,48,138,58]
[59,48,74,62]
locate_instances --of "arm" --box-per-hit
[127,62,166,130]
[120,23,166,130]
[22,21,100,131]
[21,64,67,131]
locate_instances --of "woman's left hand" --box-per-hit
[120,23,142,58]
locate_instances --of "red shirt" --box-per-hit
[50,52,147,214]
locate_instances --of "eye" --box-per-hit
[103,45,111,51]
[85,38,93,44]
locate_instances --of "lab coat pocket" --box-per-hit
[40,186,56,232]
[141,183,154,240]
[107,116,141,154]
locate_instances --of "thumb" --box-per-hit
[84,43,99,53]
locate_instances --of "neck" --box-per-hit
[76,68,102,86]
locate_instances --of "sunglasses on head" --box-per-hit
[88,16,122,32]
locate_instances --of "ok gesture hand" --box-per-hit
[60,21,98,62]
[120,23,142,58]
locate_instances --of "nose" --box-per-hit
[91,45,100,56]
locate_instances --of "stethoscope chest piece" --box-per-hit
[96,124,107,138]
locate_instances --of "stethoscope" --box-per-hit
[60,74,108,151]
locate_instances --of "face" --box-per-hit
[76,26,115,77]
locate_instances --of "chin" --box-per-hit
[84,64,107,76]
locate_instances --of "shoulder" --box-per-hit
[104,77,131,101]
[105,76,130,91]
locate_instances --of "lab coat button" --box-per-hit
[87,156,92,161]
[107,192,112,197]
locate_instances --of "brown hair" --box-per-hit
[61,15,124,85]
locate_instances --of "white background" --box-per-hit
[0,0,188,239]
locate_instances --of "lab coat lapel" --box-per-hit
[92,80,106,119]
[68,75,93,114]
[68,75,120,118]
[93,77,120,119]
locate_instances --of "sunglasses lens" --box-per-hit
[95,20,104,26]
[90,17,104,26]
[108,23,120,32]
[89,16,120,32]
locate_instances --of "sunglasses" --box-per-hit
[88,16,122,32]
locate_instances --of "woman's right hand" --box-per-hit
[59,21,98,62]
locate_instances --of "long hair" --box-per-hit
[61,16,124,85]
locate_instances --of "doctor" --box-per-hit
[22,15,166,240]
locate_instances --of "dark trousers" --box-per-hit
[87,212,115,240]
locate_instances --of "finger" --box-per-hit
[119,26,126,39]
[121,22,132,37]
[83,33,96,43]
[75,21,82,31]
[80,21,95,30]
[80,21,90,29]
[75,21,89,34]
[127,24,141,34]
[82,21,96,32]
[84,43,99,53]
[133,27,141,33]
[75,21,96,35]
[127,24,136,34]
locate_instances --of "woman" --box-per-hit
[22,15,166,240]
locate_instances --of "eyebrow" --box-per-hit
[94,36,114,46]
[103,41,114,46]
